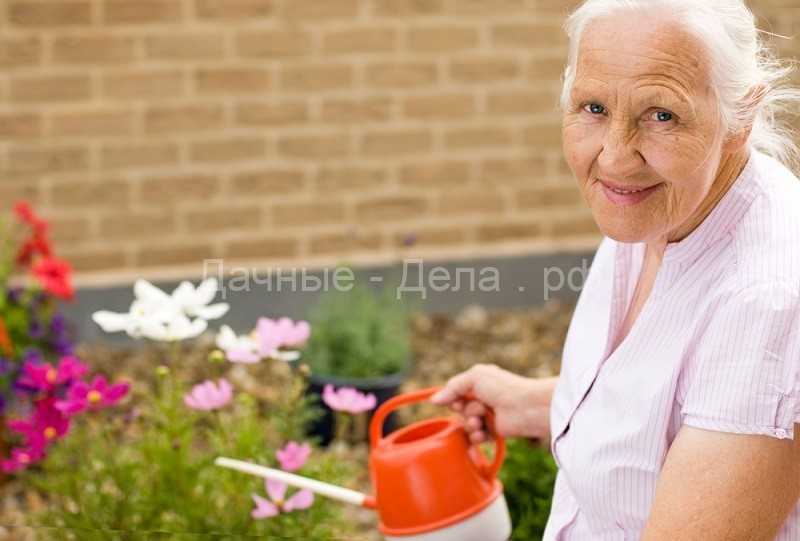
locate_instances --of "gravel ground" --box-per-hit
[0,299,574,540]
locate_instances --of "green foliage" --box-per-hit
[304,279,412,379]
[26,361,357,539]
[499,439,558,541]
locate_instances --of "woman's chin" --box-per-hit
[594,220,652,243]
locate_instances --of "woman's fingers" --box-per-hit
[430,370,477,405]
[463,400,485,418]
[469,430,487,444]
[466,416,483,430]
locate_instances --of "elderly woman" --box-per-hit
[431,0,800,539]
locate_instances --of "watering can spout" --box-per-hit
[214,457,377,509]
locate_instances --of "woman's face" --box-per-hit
[562,14,728,244]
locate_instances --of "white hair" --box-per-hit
[559,0,800,172]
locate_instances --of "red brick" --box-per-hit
[236,30,312,58]
[9,2,92,27]
[196,0,276,19]
[145,104,224,134]
[235,101,308,126]
[11,75,91,103]
[101,143,180,169]
[8,146,90,175]
[136,243,216,268]
[102,69,186,99]
[195,67,272,95]
[139,174,222,205]
[52,35,137,65]
[0,37,42,69]
[103,1,183,24]
[355,196,428,223]
[0,113,43,139]
[229,169,306,196]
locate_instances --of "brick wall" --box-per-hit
[0,0,797,285]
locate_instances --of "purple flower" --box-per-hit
[16,356,88,393]
[276,441,311,472]
[1,446,44,473]
[50,313,67,335]
[28,319,44,340]
[53,338,74,356]
[183,379,233,411]
[7,398,70,449]
[6,287,22,305]
[55,375,130,416]
[251,479,314,519]
[322,384,377,414]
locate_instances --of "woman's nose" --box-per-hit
[597,124,645,177]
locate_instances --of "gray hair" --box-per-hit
[559,0,800,172]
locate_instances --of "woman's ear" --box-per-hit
[723,83,770,152]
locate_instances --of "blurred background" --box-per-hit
[0,2,798,538]
[1,0,797,323]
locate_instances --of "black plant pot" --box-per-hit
[304,370,408,447]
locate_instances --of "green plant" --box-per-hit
[25,357,357,540]
[304,279,412,379]
[499,439,558,541]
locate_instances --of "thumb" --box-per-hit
[430,371,475,404]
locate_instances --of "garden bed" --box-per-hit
[0,299,573,540]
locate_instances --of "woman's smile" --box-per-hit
[598,179,664,206]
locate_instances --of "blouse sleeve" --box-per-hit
[680,281,800,440]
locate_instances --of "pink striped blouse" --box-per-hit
[544,149,800,540]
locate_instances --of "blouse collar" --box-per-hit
[661,149,762,266]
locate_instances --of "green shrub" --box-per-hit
[499,439,558,541]
[25,360,357,540]
[304,279,412,379]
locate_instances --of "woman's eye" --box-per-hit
[583,103,606,115]
[651,110,674,122]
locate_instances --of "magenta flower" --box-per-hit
[183,378,232,411]
[276,441,311,472]
[8,398,70,449]
[251,478,314,519]
[1,446,45,473]
[55,375,130,416]
[16,356,88,393]
[322,384,377,414]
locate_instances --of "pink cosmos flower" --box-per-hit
[183,378,233,411]
[55,375,130,416]
[322,384,377,414]
[16,356,88,393]
[276,441,311,472]
[1,446,45,473]
[257,317,310,350]
[7,398,70,449]
[251,478,314,519]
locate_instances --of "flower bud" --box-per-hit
[155,365,170,377]
[208,349,226,364]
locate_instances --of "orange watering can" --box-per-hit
[216,386,512,541]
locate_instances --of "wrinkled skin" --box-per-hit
[562,12,752,246]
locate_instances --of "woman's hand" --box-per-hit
[430,363,557,445]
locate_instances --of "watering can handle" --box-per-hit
[369,386,505,482]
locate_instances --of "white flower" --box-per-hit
[215,325,260,363]
[141,314,208,342]
[92,278,229,342]
[171,278,229,320]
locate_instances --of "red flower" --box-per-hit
[16,232,53,268]
[13,201,48,234]
[32,257,74,301]
[0,318,12,357]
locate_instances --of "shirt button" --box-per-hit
[774,428,789,439]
